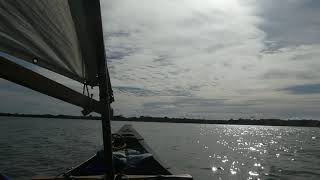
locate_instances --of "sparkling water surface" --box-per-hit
[0,117,319,180]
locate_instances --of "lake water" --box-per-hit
[0,117,319,180]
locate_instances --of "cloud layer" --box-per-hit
[1,0,320,120]
[102,0,320,120]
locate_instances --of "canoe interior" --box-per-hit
[66,125,172,176]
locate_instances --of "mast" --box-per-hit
[93,0,115,179]
[98,60,114,180]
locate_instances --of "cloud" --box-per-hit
[261,69,317,80]
[1,0,320,120]
[256,0,320,51]
[281,84,320,94]
[100,0,320,119]
[101,0,265,96]
[113,86,160,96]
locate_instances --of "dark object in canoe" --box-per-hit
[33,125,192,180]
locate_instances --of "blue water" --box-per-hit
[0,117,319,180]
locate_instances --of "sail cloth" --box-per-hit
[0,0,103,86]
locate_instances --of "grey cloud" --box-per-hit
[113,86,160,96]
[179,9,228,28]
[141,97,228,118]
[143,98,227,109]
[113,86,194,97]
[108,31,130,38]
[106,42,137,61]
[257,0,320,52]
[152,55,175,66]
[106,50,134,60]
[140,97,282,119]
[260,41,284,54]
[280,83,320,94]
[261,69,318,80]
[291,53,318,61]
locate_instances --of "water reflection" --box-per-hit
[211,166,218,172]
[253,163,261,167]
[196,125,320,179]
[248,171,259,176]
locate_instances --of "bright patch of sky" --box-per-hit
[1,0,320,120]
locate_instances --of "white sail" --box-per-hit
[0,0,101,86]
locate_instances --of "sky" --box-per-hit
[1,0,320,120]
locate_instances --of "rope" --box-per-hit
[81,83,94,116]
[82,83,90,97]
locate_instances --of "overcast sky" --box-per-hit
[1,0,320,120]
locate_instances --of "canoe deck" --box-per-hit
[67,125,172,176]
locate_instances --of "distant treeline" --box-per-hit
[1,113,319,127]
[117,116,320,127]
[0,113,100,120]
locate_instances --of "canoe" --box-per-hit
[32,125,193,180]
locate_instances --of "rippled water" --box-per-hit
[0,117,319,180]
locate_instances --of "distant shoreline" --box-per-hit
[0,113,319,128]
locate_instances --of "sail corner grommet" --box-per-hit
[32,58,38,64]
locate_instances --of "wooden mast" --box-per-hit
[92,0,115,179]
[98,59,114,180]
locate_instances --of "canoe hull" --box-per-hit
[66,125,172,176]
